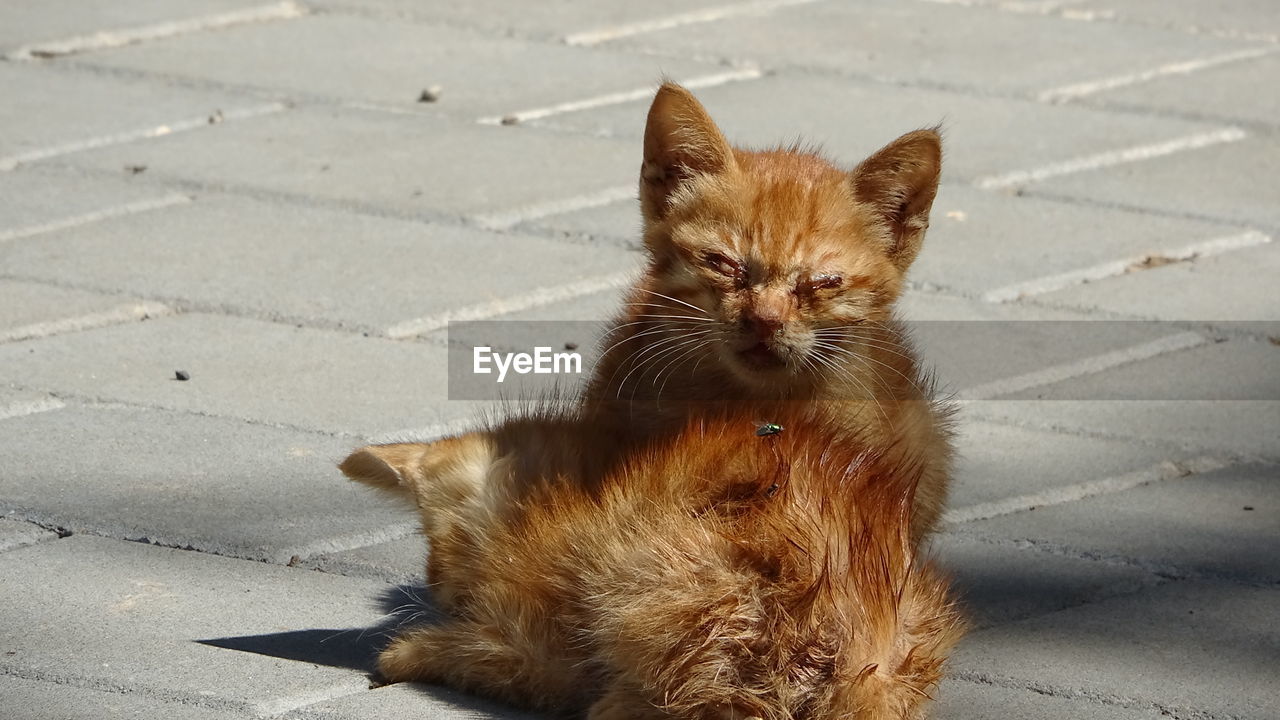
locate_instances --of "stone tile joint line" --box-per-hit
[4,1,307,60]
[563,0,826,46]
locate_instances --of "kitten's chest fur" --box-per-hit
[583,316,954,540]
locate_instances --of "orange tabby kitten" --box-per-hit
[342,407,964,720]
[585,83,953,540]
[336,83,965,716]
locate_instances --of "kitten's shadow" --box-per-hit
[196,584,440,674]
[197,585,540,717]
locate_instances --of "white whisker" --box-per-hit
[653,330,725,408]
[812,339,924,397]
[805,345,889,423]
[611,328,712,399]
[598,321,705,362]
[634,288,710,316]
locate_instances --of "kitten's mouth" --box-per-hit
[736,341,787,370]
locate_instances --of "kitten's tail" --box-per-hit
[339,435,491,531]
[339,443,424,498]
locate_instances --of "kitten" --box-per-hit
[585,83,954,541]
[341,406,964,720]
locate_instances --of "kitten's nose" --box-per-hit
[746,290,791,340]
[745,289,792,342]
[744,309,784,341]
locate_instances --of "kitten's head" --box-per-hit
[635,83,940,388]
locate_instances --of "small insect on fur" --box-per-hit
[754,421,784,437]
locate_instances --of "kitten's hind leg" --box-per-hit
[378,621,579,711]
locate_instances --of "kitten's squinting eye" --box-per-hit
[703,252,744,280]
[805,274,843,292]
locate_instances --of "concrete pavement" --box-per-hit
[1,1,1276,718]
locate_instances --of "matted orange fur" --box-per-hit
[582,83,954,541]
[342,406,964,720]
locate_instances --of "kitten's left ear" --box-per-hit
[850,129,942,272]
[640,82,737,223]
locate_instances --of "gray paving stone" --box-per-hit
[1038,241,1280,322]
[1000,337,1280,401]
[962,463,1280,582]
[1089,52,1280,129]
[1032,136,1280,232]
[0,675,250,720]
[284,682,540,720]
[0,384,60,407]
[422,285,629,351]
[897,295,1176,396]
[0,63,270,169]
[967,399,1280,462]
[916,186,1238,299]
[0,313,470,437]
[947,420,1170,509]
[0,518,58,552]
[63,106,637,219]
[0,165,180,229]
[532,70,1221,184]
[952,580,1280,720]
[896,291,1091,322]
[0,535,388,715]
[0,0,269,51]
[304,536,424,585]
[607,0,1240,96]
[489,288,628,323]
[518,195,640,245]
[0,280,152,340]
[1075,0,1280,39]
[0,194,639,334]
[313,0,729,41]
[83,13,718,118]
[933,677,1167,720]
[0,404,417,563]
[0,387,66,436]
[932,533,1157,629]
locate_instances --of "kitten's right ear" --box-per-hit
[339,443,427,494]
[640,82,736,223]
[850,129,942,272]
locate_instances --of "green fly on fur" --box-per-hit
[754,421,783,437]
